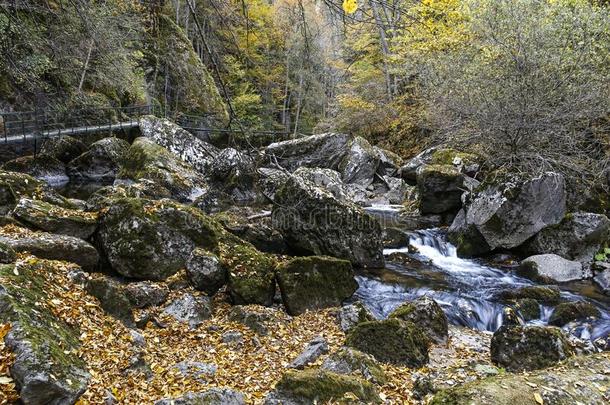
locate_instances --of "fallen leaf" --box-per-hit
[534,392,544,404]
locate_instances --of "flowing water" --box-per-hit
[359,206,610,343]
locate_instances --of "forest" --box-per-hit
[0,0,609,404]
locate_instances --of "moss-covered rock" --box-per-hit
[548,301,600,327]
[0,240,16,263]
[276,256,357,316]
[85,179,172,211]
[0,259,90,404]
[264,369,381,404]
[97,197,223,280]
[0,170,76,215]
[321,347,388,384]
[417,164,466,214]
[12,197,98,239]
[496,285,562,305]
[209,148,259,204]
[2,154,69,186]
[490,325,573,371]
[513,298,540,321]
[186,248,227,296]
[67,137,129,183]
[345,318,429,367]
[389,296,448,344]
[85,274,134,327]
[40,135,87,164]
[337,302,376,332]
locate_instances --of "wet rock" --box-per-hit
[496,285,562,305]
[227,305,275,336]
[0,259,90,404]
[163,293,212,329]
[264,133,351,172]
[339,136,380,186]
[40,135,87,164]
[345,318,429,367]
[85,275,134,327]
[337,302,376,332]
[389,296,449,344]
[12,198,98,239]
[139,116,219,174]
[417,164,467,214]
[513,298,540,321]
[518,254,584,283]
[67,137,129,182]
[86,180,172,211]
[186,248,226,295]
[118,137,207,202]
[264,369,381,404]
[0,226,99,270]
[277,256,357,316]
[97,198,222,280]
[448,172,566,256]
[289,336,329,369]
[0,240,16,263]
[272,173,384,268]
[321,347,388,384]
[382,227,407,248]
[490,325,573,371]
[124,281,170,308]
[155,388,246,405]
[2,155,69,186]
[501,307,522,326]
[593,262,610,294]
[548,301,600,327]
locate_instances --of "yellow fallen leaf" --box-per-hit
[534,392,544,404]
[0,376,13,384]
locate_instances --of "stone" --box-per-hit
[389,296,449,344]
[256,168,290,202]
[448,172,566,256]
[496,285,562,305]
[291,167,353,203]
[517,254,584,283]
[227,305,275,336]
[67,137,129,182]
[0,240,16,263]
[264,133,351,172]
[417,164,466,214]
[186,249,227,296]
[173,360,217,381]
[209,148,258,203]
[0,260,90,404]
[382,227,407,248]
[548,301,600,327]
[374,146,403,177]
[345,319,429,367]
[276,256,358,316]
[97,198,223,280]
[289,336,329,369]
[214,209,287,254]
[155,388,246,405]
[593,262,610,294]
[264,369,381,405]
[40,135,87,164]
[337,302,376,332]
[272,173,384,268]
[2,155,69,186]
[118,137,208,202]
[86,179,173,211]
[85,275,134,327]
[400,148,480,184]
[12,198,98,239]
[513,298,540,321]
[221,331,244,345]
[338,136,380,186]
[163,293,212,329]
[123,281,170,308]
[321,347,388,384]
[490,325,573,371]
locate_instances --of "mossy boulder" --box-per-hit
[0,259,90,404]
[85,179,172,211]
[219,243,277,306]
[67,137,129,183]
[548,301,600,327]
[0,240,16,263]
[337,302,376,332]
[97,198,223,280]
[209,148,259,204]
[389,296,449,344]
[490,325,573,371]
[85,274,134,327]
[277,256,358,316]
[345,318,429,367]
[264,133,351,172]
[321,347,388,384]
[496,285,562,305]
[12,197,98,239]
[513,298,540,321]
[400,147,480,184]
[264,369,381,404]
[2,154,68,186]
[417,164,467,214]
[39,135,87,164]
[0,170,76,215]
[118,137,208,202]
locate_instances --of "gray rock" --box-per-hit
[264,133,351,172]
[215,208,288,254]
[399,147,438,183]
[186,249,226,295]
[0,240,16,263]
[291,167,352,203]
[593,262,610,294]
[548,301,600,327]
[86,180,172,211]
[2,155,69,186]
[40,135,87,164]
[155,389,246,405]
[337,302,376,332]
[221,331,244,345]
[67,137,129,182]
[389,296,449,344]
[124,281,170,308]
[209,148,257,203]
[86,275,135,327]
[163,293,212,329]
[173,361,217,381]
[227,306,274,336]
[417,164,466,214]
[374,146,403,177]
[257,168,290,202]
[339,136,380,186]
[518,254,584,283]
[129,330,146,347]
[321,347,387,384]
[289,336,329,369]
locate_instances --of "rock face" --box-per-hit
[67,137,129,182]
[264,369,381,405]
[209,148,258,203]
[40,135,87,164]
[337,302,376,332]
[490,325,573,371]
[214,209,287,255]
[0,260,90,404]
[12,198,98,239]
[449,172,566,256]
[97,198,222,280]
[289,336,329,369]
[272,174,384,268]
[517,254,584,283]
[321,347,388,384]
[118,137,208,202]
[276,256,358,316]
[548,301,600,327]
[389,296,449,344]
[163,293,213,329]
[264,133,351,172]
[417,165,466,214]
[155,388,246,405]
[338,136,380,186]
[139,116,219,174]
[186,248,226,295]
[2,155,69,186]
[345,319,429,367]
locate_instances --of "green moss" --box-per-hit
[0,241,16,263]
[496,286,562,305]
[430,148,479,166]
[325,347,388,384]
[514,298,540,321]
[548,301,600,327]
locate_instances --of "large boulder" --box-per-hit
[548,301,600,327]
[389,296,449,344]
[290,167,353,203]
[85,274,134,326]
[97,198,223,280]
[214,209,288,254]
[209,148,258,203]
[400,147,480,184]
[186,248,227,296]
[495,285,562,305]
[2,155,69,186]
[448,172,566,256]
[155,388,246,405]
[118,137,207,202]
[264,133,351,172]
[272,174,384,268]
[163,293,213,329]
[85,179,172,211]
[0,260,90,404]
[67,137,129,182]
[345,319,429,367]
[12,198,98,239]
[276,256,358,316]
[417,165,472,214]
[337,302,376,332]
[0,170,75,215]
[338,136,380,186]
[139,116,219,174]
[0,225,99,270]
[490,325,573,371]
[517,254,585,283]
[39,135,87,164]
[264,369,381,405]
[374,146,403,177]
[321,347,388,384]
